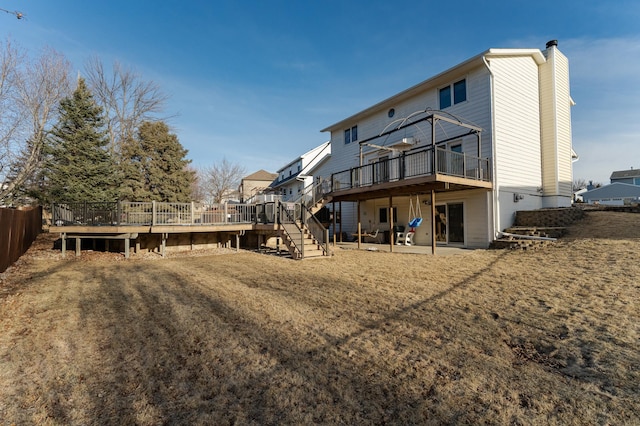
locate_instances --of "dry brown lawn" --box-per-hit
[1,210,639,425]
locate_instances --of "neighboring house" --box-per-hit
[581,182,640,206]
[270,141,331,201]
[610,168,640,186]
[573,187,588,203]
[238,170,278,203]
[282,40,574,249]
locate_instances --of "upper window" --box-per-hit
[439,79,467,109]
[344,125,358,144]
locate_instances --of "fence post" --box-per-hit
[224,203,228,223]
[117,201,121,226]
[152,201,157,226]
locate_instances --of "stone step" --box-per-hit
[504,226,567,239]
[489,238,554,250]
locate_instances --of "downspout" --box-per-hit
[482,55,500,241]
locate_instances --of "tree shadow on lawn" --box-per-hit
[24,252,640,425]
[55,259,512,424]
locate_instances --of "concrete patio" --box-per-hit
[332,241,476,256]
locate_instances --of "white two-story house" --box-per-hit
[308,40,574,249]
[270,141,331,201]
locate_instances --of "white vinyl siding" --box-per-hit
[489,55,548,231]
[490,56,543,189]
[539,48,573,206]
[553,50,573,201]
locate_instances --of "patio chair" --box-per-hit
[404,231,416,246]
[363,229,381,243]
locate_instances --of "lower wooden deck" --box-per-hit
[48,223,279,258]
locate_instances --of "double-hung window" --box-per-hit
[344,125,358,144]
[439,79,467,109]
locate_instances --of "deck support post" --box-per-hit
[332,200,337,246]
[75,237,81,257]
[161,233,167,258]
[61,233,66,257]
[357,200,361,249]
[339,202,343,242]
[124,238,130,259]
[389,195,394,252]
[235,233,240,252]
[431,190,436,255]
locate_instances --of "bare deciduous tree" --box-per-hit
[84,57,169,154]
[573,178,588,192]
[0,39,21,182]
[0,42,71,203]
[198,159,246,204]
[188,165,207,203]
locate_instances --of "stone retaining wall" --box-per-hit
[514,207,585,228]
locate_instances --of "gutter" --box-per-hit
[482,55,500,241]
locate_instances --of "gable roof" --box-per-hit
[321,47,546,133]
[275,141,331,173]
[243,169,277,181]
[610,168,640,180]
[582,182,640,199]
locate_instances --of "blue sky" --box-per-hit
[2,0,639,185]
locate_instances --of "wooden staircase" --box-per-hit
[264,180,332,260]
[306,195,332,216]
[280,222,326,260]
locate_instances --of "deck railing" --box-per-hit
[52,201,257,227]
[330,146,491,192]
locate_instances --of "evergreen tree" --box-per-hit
[43,78,118,203]
[119,121,193,202]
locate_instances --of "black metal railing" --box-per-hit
[330,146,491,192]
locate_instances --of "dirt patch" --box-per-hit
[0,210,639,424]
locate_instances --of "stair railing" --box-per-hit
[304,202,330,256]
[292,177,332,207]
[278,200,304,259]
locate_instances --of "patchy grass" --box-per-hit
[1,211,639,424]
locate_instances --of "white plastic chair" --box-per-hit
[404,231,416,246]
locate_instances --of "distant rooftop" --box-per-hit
[243,169,277,181]
[610,168,640,180]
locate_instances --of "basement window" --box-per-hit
[379,207,398,223]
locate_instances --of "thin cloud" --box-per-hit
[566,36,640,183]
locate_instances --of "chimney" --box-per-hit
[546,40,558,49]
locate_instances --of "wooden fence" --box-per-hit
[0,206,42,273]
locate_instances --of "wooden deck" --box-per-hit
[49,222,278,259]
